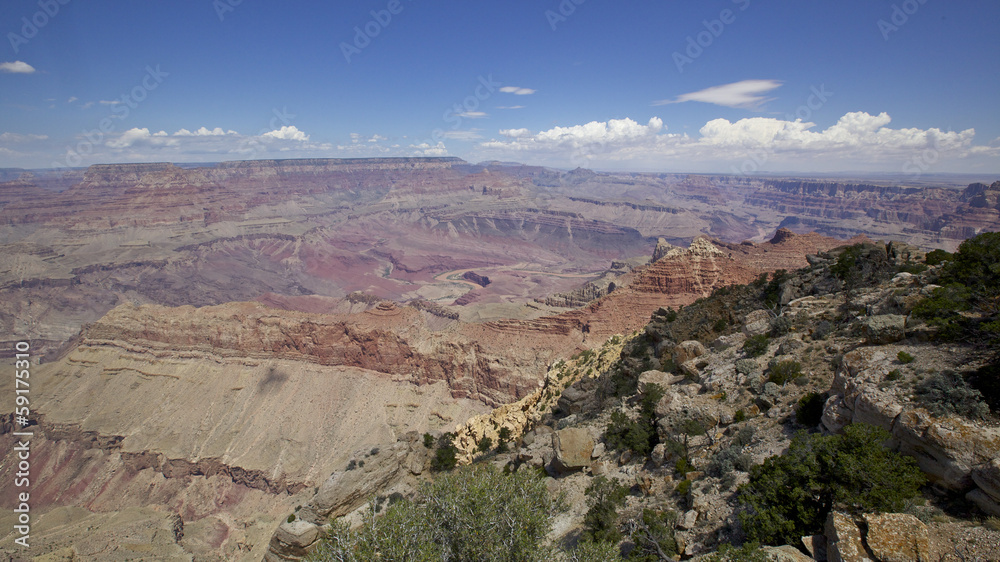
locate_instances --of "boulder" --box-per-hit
[761,545,817,562]
[743,310,773,337]
[552,428,595,473]
[266,520,322,561]
[862,315,906,345]
[639,369,685,388]
[825,512,870,562]
[863,513,931,562]
[674,341,708,364]
[678,509,698,530]
[970,458,1000,515]
[557,385,590,414]
[803,534,828,561]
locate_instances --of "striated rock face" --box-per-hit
[84,301,558,406]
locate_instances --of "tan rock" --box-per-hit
[825,512,871,562]
[803,534,828,561]
[972,458,1000,504]
[552,427,594,472]
[639,369,685,388]
[674,340,708,364]
[965,488,1000,517]
[762,545,817,562]
[863,513,931,562]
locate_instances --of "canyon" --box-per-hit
[0,158,998,559]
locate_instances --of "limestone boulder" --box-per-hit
[265,520,322,561]
[638,369,685,388]
[551,427,594,473]
[863,513,931,562]
[825,512,870,562]
[674,340,708,364]
[862,314,906,344]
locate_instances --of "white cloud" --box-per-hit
[440,130,483,141]
[655,79,783,109]
[410,141,449,157]
[475,112,994,172]
[457,111,488,119]
[0,132,48,143]
[262,125,309,141]
[497,105,525,110]
[500,86,536,95]
[99,100,122,106]
[0,61,36,74]
[67,96,78,104]
[173,127,237,137]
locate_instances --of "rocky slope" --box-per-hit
[276,237,1000,561]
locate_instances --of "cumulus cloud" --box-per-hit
[0,61,36,74]
[655,79,783,109]
[500,86,536,95]
[173,127,237,137]
[475,111,992,172]
[262,125,309,141]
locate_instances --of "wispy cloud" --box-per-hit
[67,96,78,104]
[654,79,783,109]
[500,86,536,95]
[0,61,36,74]
[457,111,488,119]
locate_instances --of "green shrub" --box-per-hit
[742,334,770,358]
[769,316,792,338]
[967,361,1000,413]
[627,508,679,561]
[738,424,925,546]
[887,369,903,381]
[713,317,729,333]
[924,249,952,266]
[914,372,990,420]
[768,360,802,385]
[897,351,915,364]
[431,433,458,472]
[423,432,435,448]
[308,464,559,561]
[709,445,753,477]
[287,514,296,523]
[582,476,629,544]
[604,384,664,457]
[565,540,623,562]
[478,437,494,453]
[734,409,746,423]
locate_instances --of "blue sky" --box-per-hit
[1,0,998,174]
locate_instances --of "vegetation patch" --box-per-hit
[738,423,925,546]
